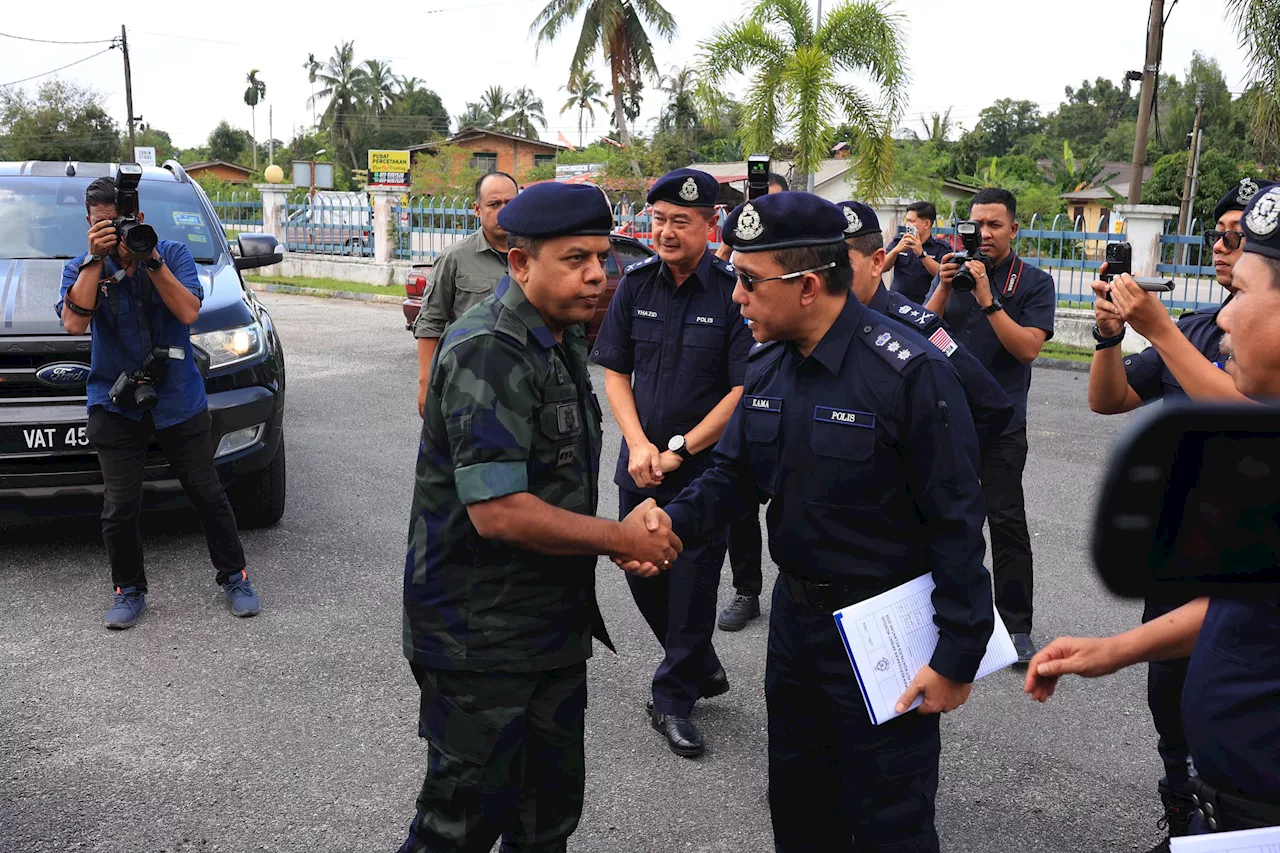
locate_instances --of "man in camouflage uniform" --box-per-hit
[399,181,682,853]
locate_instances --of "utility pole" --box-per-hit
[121,25,137,157]
[1128,0,1164,204]
[806,0,823,194]
[1178,84,1206,251]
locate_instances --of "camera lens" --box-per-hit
[117,219,158,255]
[952,267,976,293]
[134,382,158,412]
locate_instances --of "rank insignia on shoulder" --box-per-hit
[624,255,660,275]
[914,311,936,327]
[748,340,783,360]
[861,324,923,372]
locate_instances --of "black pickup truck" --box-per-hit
[0,160,288,527]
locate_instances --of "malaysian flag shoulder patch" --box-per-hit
[928,327,959,357]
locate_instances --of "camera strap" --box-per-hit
[1001,255,1026,298]
[102,260,159,361]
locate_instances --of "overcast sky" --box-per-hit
[0,1,1256,154]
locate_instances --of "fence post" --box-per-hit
[256,183,291,245]
[370,189,400,266]
[1115,204,1178,276]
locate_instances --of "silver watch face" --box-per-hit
[667,435,685,453]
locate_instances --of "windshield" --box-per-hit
[0,176,223,263]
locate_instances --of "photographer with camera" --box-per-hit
[57,169,260,630]
[884,200,949,305]
[1026,182,1280,841]
[924,187,1056,663]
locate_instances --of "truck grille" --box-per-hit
[0,337,91,403]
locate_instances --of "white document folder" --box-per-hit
[833,573,1018,725]
[1170,825,1280,852]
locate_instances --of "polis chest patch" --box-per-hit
[685,314,724,327]
[814,407,875,429]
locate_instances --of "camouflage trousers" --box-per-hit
[399,663,588,853]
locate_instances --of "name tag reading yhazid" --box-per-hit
[685,314,724,327]
[745,396,782,412]
[814,406,875,428]
[633,307,664,321]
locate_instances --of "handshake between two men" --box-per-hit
[614,498,683,577]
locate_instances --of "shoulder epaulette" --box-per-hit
[711,255,736,277]
[493,305,528,347]
[624,254,660,275]
[858,323,925,373]
[748,340,783,361]
[886,299,941,333]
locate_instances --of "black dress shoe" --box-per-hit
[1011,633,1037,665]
[651,710,704,758]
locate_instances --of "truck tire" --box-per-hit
[229,439,287,529]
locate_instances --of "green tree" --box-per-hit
[699,0,908,200]
[480,86,514,128]
[1046,140,1119,193]
[310,41,371,168]
[119,124,176,164]
[362,59,397,118]
[657,65,702,164]
[531,0,677,176]
[206,120,254,164]
[506,87,547,137]
[1142,148,1259,223]
[0,80,120,162]
[917,109,954,145]
[1226,0,1280,164]
[970,98,1042,158]
[412,143,483,197]
[455,103,487,130]
[376,79,450,148]
[243,69,266,171]
[1051,77,1137,154]
[561,70,609,148]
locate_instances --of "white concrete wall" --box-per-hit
[255,254,416,287]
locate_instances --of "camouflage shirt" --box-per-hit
[403,276,611,673]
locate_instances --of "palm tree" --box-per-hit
[699,0,908,201]
[362,59,397,117]
[398,75,425,98]
[303,54,320,128]
[309,41,371,168]
[658,64,701,164]
[480,86,514,129]
[1226,0,1280,161]
[244,70,266,171]
[1048,140,1118,194]
[531,0,678,176]
[561,70,609,147]
[918,109,954,146]
[455,102,487,131]
[505,87,547,138]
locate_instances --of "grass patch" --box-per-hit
[245,275,402,297]
[1039,341,1093,364]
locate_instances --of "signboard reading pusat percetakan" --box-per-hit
[368,150,411,188]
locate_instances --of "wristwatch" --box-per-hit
[143,255,165,272]
[77,253,103,272]
[981,293,1004,316]
[1093,324,1126,351]
[667,434,692,460]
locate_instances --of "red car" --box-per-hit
[403,234,656,343]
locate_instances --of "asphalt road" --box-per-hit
[1,293,1162,853]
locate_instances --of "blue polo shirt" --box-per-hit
[58,240,207,429]
[888,233,951,304]
[929,253,1056,420]
[590,249,752,500]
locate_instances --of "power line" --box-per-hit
[0,31,115,45]
[0,44,118,88]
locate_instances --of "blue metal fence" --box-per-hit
[281,191,374,258]
[392,196,478,261]
[209,192,263,235]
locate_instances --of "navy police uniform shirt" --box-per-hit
[590,248,752,500]
[930,253,1056,420]
[888,233,950,304]
[664,295,994,683]
[1182,598,1280,803]
[1124,302,1229,403]
[868,284,1021,460]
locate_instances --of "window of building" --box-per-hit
[534,154,556,169]
[470,152,498,173]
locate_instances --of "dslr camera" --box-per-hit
[109,346,186,412]
[949,220,995,293]
[112,163,158,256]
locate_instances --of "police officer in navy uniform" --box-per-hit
[1085,177,1276,850]
[1028,182,1280,840]
[637,192,994,850]
[838,201,1019,461]
[591,168,753,758]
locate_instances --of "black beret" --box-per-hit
[1213,177,1277,222]
[497,182,614,238]
[722,192,848,252]
[646,167,719,208]
[836,201,881,239]
[1242,183,1280,261]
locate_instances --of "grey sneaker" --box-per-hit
[718,594,760,631]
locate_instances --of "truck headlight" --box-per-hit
[191,322,265,371]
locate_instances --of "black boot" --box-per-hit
[1146,785,1196,853]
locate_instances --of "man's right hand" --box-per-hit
[88,220,117,258]
[417,383,429,419]
[627,441,665,489]
[614,498,681,576]
[900,233,922,257]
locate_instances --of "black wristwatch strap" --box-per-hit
[144,255,164,272]
[981,295,1003,316]
[1092,324,1126,350]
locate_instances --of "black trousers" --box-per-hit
[87,407,246,593]
[766,576,941,852]
[619,488,725,718]
[980,427,1034,635]
[727,509,763,597]
[1143,598,1193,793]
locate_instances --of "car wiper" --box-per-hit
[8,255,77,260]
[191,258,217,264]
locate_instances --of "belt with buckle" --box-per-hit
[779,571,863,613]
[1190,775,1280,832]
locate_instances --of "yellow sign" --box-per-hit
[367,150,411,187]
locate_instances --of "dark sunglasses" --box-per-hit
[735,262,837,292]
[1205,229,1245,251]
